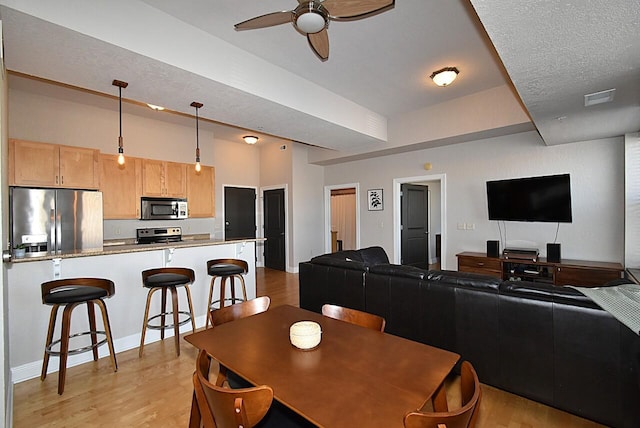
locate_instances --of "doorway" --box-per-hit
[393,174,446,269]
[401,183,430,269]
[324,184,360,253]
[263,188,286,271]
[224,186,257,240]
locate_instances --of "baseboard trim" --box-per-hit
[11,314,208,384]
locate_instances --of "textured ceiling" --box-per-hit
[470,0,640,145]
[0,0,637,158]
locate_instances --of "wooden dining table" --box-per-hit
[184,305,460,428]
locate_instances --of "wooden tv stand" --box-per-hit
[456,251,624,287]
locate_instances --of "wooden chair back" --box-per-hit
[141,267,195,284]
[193,350,273,428]
[321,303,386,332]
[206,258,249,274]
[403,361,481,428]
[209,296,271,327]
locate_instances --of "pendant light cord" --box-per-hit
[119,86,122,139]
[195,105,199,150]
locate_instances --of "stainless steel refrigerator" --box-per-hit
[10,187,104,257]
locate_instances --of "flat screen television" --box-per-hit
[486,174,572,223]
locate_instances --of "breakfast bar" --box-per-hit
[6,238,262,384]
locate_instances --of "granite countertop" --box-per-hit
[9,235,265,263]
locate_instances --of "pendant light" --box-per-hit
[112,79,129,165]
[191,101,203,172]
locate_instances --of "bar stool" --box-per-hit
[40,277,118,395]
[139,267,196,357]
[205,259,248,328]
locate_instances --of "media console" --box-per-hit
[456,251,623,287]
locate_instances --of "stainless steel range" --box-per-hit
[136,227,182,244]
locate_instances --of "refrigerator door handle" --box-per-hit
[56,212,62,254]
[50,209,56,255]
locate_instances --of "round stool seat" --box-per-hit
[143,273,191,288]
[208,263,245,276]
[44,286,108,305]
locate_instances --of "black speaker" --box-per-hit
[487,240,500,258]
[547,243,561,263]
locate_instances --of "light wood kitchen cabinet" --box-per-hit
[9,139,100,189]
[186,165,215,217]
[142,159,186,197]
[100,154,142,219]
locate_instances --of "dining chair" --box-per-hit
[321,303,386,332]
[208,295,271,327]
[192,350,274,428]
[403,361,481,428]
[190,296,271,428]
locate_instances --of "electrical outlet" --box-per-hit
[467,223,475,230]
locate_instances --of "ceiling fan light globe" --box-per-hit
[296,11,326,34]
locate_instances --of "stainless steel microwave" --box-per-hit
[141,197,188,220]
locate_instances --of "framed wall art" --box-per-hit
[367,189,383,211]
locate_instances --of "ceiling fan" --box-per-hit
[234,0,395,61]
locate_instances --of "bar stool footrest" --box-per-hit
[45,330,108,356]
[209,297,246,310]
[146,311,193,330]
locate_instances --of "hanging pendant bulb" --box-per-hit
[113,79,129,165]
[191,101,203,172]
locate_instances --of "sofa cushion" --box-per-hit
[359,246,390,265]
[501,280,598,308]
[428,270,501,291]
[369,264,426,279]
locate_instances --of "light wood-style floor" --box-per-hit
[13,268,603,427]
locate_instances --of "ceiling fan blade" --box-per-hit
[322,0,395,20]
[234,11,292,31]
[307,29,329,61]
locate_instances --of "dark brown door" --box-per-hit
[224,187,256,240]
[263,188,286,271]
[401,184,429,268]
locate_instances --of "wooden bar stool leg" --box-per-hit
[41,305,60,381]
[170,286,180,356]
[160,287,168,341]
[87,301,99,361]
[206,276,216,328]
[58,302,79,395]
[184,284,196,333]
[96,299,118,371]
[219,277,227,309]
[238,275,248,301]
[139,287,158,358]
[230,276,236,304]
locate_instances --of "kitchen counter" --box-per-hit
[9,236,266,263]
[7,238,260,383]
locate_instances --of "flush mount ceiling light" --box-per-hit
[112,79,128,165]
[146,103,165,111]
[243,136,259,145]
[191,101,203,172]
[430,67,459,87]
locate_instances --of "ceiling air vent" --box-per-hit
[584,88,615,107]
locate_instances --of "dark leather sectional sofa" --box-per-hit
[299,246,640,428]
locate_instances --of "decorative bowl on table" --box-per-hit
[290,321,322,350]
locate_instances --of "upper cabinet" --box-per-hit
[100,154,142,219]
[142,159,186,198]
[9,139,100,189]
[187,165,215,218]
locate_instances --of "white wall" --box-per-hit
[324,131,625,269]
[625,132,640,268]
[291,144,324,268]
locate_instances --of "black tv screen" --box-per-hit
[486,174,572,223]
